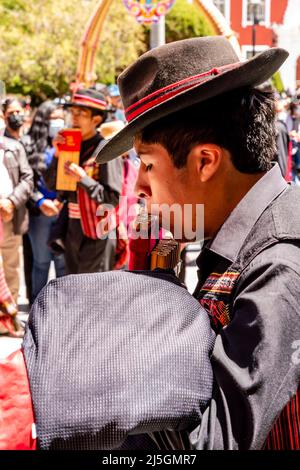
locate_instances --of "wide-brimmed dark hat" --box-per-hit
[95,36,288,163]
[65,88,108,112]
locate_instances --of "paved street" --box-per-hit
[0,245,199,360]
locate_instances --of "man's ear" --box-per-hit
[188,144,223,182]
[93,114,103,128]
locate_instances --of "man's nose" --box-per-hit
[134,169,151,199]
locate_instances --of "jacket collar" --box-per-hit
[197,164,288,266]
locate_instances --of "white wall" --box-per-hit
[275,0,300,93]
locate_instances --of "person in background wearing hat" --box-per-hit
[95,37,300,449]
[107,84,126,123]
[45,88,122,274]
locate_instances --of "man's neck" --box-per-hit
[206,171,266,239]
[6,127,20,140]
[82,130,97,142]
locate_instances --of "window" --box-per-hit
[212,0,226,16]
[242,0,271,26]
[247,0,266,22]
[245,50,260,59]
[212,0,230,23]
[241,45,269,60]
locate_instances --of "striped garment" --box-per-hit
[77,187,117,240]
[68,202,81,220]
[71,157,117,240]
[148,430,192,450]
[263,394,300,450]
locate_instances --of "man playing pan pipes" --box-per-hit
[2,37,300,451]
[93,36,300,449]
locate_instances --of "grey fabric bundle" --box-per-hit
[23,270,215,450]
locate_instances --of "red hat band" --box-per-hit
[125,62,241,123]
[73,93,107,111]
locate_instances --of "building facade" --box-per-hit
[212,0,300,92]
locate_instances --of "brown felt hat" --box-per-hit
[95,36,288,163]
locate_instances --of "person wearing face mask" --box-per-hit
[0,120,33,304]
[2,98,25,140]
[22,101,65,302]
[2,98,34,303]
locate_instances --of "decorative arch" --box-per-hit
[297,56,300,89]
[76,0,240,87]
[76,0,113,87]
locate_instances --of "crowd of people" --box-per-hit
[274,94,300,182]
[0,83,139,336]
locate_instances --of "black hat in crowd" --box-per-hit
[95,36,288,163]
[65,88,108,112]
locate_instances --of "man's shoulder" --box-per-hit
[3,135,24,153]
[88,132,103,150]
[276,119,288,133]
[252,184,300,241]
[274,183,300,202]
[20,133,31,149]
[231,185,300,279]
[233,241,300,309]
[269,185,300,236]
[246,241,300,274]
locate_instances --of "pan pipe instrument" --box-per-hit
[133,210,182,275]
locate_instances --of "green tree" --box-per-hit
[94,0,147,85]
[0,0,98,102]
[0,0,214,102]
[165,0,215,42]
[0,0,147,101]
[272,71,284,94]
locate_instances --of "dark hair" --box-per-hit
[2,98,23,114]
[23,100,57,176]
[289,102,298,116]
[138,88,276,173]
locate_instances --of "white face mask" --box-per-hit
[49,118,65,138]
[277,111,287,121]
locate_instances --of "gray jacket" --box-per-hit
[3,136,33,234]
[190,165,300,449]
[143,164,300,450]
